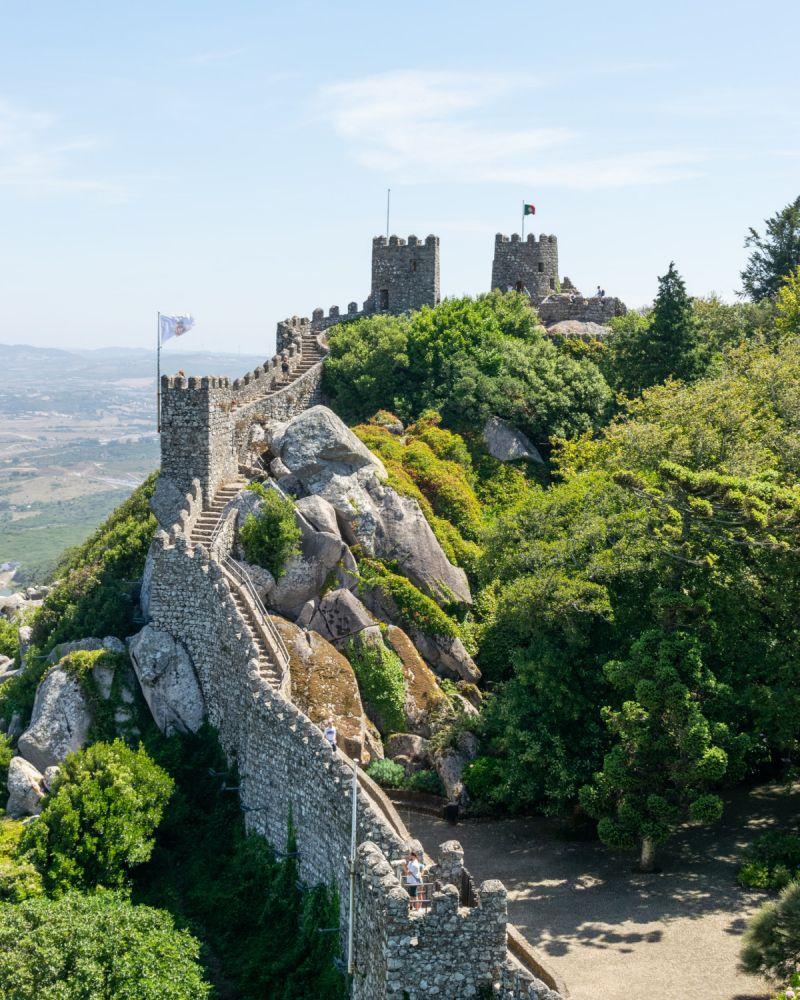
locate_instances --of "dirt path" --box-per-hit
[401,782,799,1000]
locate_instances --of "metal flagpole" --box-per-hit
[347,757,358,976]
[386,188,391,237]
[156,312,161,433]
[521,200,525,239]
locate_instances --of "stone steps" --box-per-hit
[188,480,282,689]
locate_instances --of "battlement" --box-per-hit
[160,374,232,391]
[495,232,557,245]
[371,233,440,314]
[491,231,560,301]
[372,233,439,249]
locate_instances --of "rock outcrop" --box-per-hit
[482,416,544,464]
[6,756,46,818]
[275,616,382,761]
[267,406,471,606]
[384,625,450,737]
[307,588,379,645]
[128,625,205,735]
[17,668,93,773]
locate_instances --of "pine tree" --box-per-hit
[741,196,800,301]
[607,262,700,395]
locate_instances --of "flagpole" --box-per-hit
[521,200,525,240]
[156,312,161,433]
[386,188,391,237]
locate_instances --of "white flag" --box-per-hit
[159,314,195,344]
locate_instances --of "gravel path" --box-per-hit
[400,782,799,1000]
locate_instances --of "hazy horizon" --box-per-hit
[1,0,798,355]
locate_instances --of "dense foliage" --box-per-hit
[345,636,407,736]
[740,882,800,984]
[738,830,800,891]
[605,263,701,394]
[240,482,302,579]
[324,291,612,449]
[20,740,173,894]
[0,891,210,1000]
[30,472,158,651]
[741,196,800,300]
[134,726,346,999]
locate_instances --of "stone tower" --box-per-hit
[491,233,559,301]
[371,234,440,314]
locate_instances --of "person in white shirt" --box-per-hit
[323,719,337,751]
[404,851,423,909]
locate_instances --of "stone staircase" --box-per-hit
[188,479,288,690]
[190,480,245,550]
[273,333,327,389]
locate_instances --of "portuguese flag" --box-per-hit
[523,203,536,216]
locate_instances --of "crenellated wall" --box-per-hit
[491,233,559,300]
[147,518,526,999]
[537,293,626,326]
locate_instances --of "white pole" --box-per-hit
[386,188,391,237]
[347,756,358,976]
[156,312,161,432]
[521,200,525,240]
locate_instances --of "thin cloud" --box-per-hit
[0,98,119,196]
[316,70,706,190]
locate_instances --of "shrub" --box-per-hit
[738,831,800,891]
[0,891,210,999]
[358,559,460,637]
[345,638,407,736]
[31,472,157,651]
[240,484,301,579]
[0,732,11,789]
[20,740,173,894]
[462,756,507,807]
[741,881,800,984]
[0,819,43,903]
[0,618,19,663]
[405,769,445,796]
[366,758,406,788]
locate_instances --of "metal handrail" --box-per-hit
[222,554,290,670]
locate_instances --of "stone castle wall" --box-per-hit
[147,518,520,999]
[491,234,559,300]
[371,235,440,314]
[537,292,626,326]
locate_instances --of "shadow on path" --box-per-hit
[401,781,798,1000]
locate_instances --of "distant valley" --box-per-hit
[0,344,268,584]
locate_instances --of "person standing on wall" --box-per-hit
[324,718,337,751]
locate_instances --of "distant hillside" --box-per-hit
[0,344,268,584]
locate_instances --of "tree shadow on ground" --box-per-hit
[401,780,798,1000]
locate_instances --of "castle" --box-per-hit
[148,230,598,999]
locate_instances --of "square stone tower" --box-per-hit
[371,234,440,314]
[491,233,559,301]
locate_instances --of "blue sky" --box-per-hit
[0,0,798,355]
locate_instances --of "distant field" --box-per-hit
[0,343,267,584]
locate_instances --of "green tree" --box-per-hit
[0,891,210,1000]
[776,265,800,339]
[21,740,173,894]
[742,196,800,301]
[324,292,611,448]
[580,630,727,871]
[740,881,800,984]
[240,483,301,579]
[607,263,700,394]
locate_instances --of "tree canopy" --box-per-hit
[741,196,800,301]
[21,740,173,894]
[323,291,612,448]
[0,891,210,1000]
